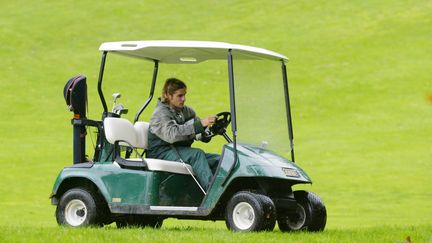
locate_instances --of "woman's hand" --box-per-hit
[201,115,218,127]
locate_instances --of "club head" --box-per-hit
[113,104,128,115]
[112,93,121,103]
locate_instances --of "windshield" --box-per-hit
[232,56,291,156]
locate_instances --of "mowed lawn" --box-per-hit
[0,0,431,242]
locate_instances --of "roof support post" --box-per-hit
[222,49,238,186]
[134,60,159,123]
[98,51,108,114]
[282,61,295,162]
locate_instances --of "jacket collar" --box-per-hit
[157,98,183,113]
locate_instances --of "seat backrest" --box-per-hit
[133,121,150,149]
[104,117,138,146]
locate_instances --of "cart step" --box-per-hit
[150,206,198,211]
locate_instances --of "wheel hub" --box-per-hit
[286,203,306,230]
[76,209,85,217]
[65,199,87,226]
[232,202,255,230]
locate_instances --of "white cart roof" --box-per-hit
[99,40,288,63]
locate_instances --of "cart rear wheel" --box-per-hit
[277,190,326,232]
[225,191,276,232]
[56,188,100,227]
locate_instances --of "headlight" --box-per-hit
[282,167,300,178]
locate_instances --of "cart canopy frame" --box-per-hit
[96,40,295,167]
[99,40,288,63]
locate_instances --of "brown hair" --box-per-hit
[162,78,187,103]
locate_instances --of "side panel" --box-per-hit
[51,163,203,210]
[158,173,203,206]
[99,166,159,205]
[101,169,203,206]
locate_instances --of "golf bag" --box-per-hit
[64,75,88,164]
[64,75,87,117]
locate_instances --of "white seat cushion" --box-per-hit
[122,158,194,175]
[133,121,150,149]
[104,117,137,146]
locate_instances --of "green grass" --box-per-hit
[0,224,431,243]
[1,0,431,241]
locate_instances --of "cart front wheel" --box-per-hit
[56,188,100,227]
[225,191,276,232]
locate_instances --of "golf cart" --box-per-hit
[51,40,327,232]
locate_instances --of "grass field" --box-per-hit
[0,0,431,242]
[0,224,430,243]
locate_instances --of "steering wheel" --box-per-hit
[209,111,231,136]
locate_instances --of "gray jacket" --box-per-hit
[147,99,209,158]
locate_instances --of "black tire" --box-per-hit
[225,191,276,232]
[255,194,276,231]
[56,188,100,227]
[277,190,327,232]
[116,215,163,229]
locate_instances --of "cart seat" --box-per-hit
[104,117,193,175]
[113,158,193,175]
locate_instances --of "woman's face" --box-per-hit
[168,88,187,109]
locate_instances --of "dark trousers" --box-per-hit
[158,146,219,191]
